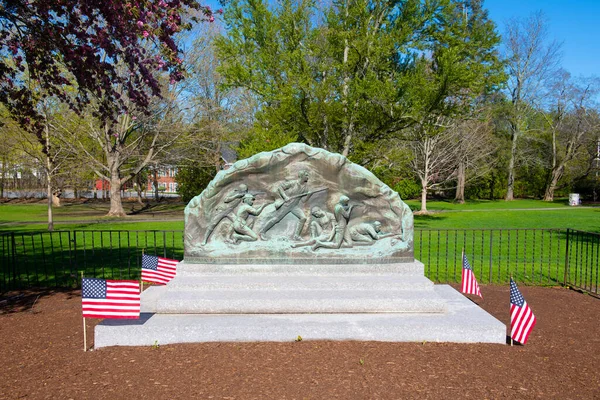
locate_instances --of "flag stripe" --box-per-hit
[82,314,140,319]
[142,270,175,278]
[510,279,536,344]
[141,255,178,285]
[461,254,482,298]
[82,278,140,319]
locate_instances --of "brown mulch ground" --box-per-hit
[1,285,599,399]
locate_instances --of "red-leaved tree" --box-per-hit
[0,0,216,137]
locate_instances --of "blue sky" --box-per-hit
[484,0,599,77]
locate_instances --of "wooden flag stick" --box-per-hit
[140,248,145,293]
[81,271,87,352]
[83,315,87,352]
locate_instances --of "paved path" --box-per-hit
[436,206,596,212]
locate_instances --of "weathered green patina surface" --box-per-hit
[184,143,413,264]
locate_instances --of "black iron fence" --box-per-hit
[0,230,183,292]
[417,228,567,285]
[0,228,598,295]
[564,229,599,296]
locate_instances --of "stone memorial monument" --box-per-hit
[95,144,505,347]
[183,144,413,263]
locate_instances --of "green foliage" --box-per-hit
[236,128,299,160]
[464,173,506,200]
[392,179,422,200]
[175,166,217,203]
[217,0,505,158]
[350,140,420,199]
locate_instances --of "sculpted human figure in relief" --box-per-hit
[202,184,248,245]
[349,221,396,245]
[259,169,314,241]
[312,195,359,251]
[231,193,270,244]
[291,206,337,248]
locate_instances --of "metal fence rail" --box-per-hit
[0,230,183,292]
[0,228,598,295]
[415,229,566,285]
[564,229,600,296]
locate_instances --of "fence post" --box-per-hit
[10,232,18,289]
[488,230,493,284]
[563,228,570,286]
[73,231,79,281]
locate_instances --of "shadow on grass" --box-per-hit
[414,213,448,228]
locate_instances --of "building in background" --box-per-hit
[147,166,178,193]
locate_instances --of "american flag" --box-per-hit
[82,278,140,319]
[141,254,178,284]
[461,253,482,298]
[510,278,537,344]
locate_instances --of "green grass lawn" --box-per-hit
[0,201,186,232]
[413,208,600,231]
[2,198,597,232]
[405,199,600,231]
[405,198,573,211]
[1,199,598,291]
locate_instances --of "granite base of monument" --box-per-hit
[94,260,506,348]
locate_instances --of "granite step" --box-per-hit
[164,274,436,292]
[95,285,506,348]
[174,261,425,276]
[151,288,448,314]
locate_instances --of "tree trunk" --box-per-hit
[134,179,144,206]
[0,155,6,198]
[341,8,352,157]
[46,179,54,231]
[107,162,126,216]
[455,161,466,204]
[505,127,518,201]
[44,125,54,231]
[108,177,126,216]
[420,185,428,213]
[342,127,352,157]
[543,165,564,202]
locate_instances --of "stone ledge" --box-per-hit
[153,289,448,314]
[95,285,506,348]
[175,260,425,275]
[164,274,436,291]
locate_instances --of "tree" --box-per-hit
[541,73,600,201]
[402,0,504,212]
[1,101,73,230]
[175,165,216,203]
[0,108,22,198]
[0,0,215,137]
[409,119,463,212]
[502,11,562,200]
[454,117,497,203]
[217,0,504,167]
[171,21,256,199]
[54,91,188,216]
